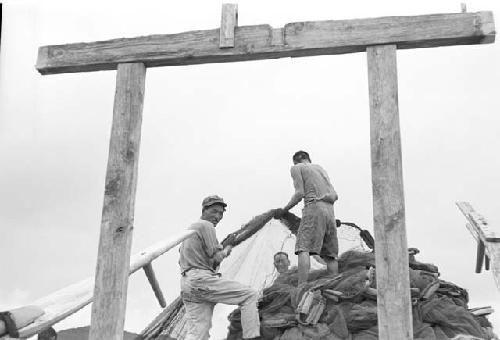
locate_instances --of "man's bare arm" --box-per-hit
[212,245,233,265]
[283,166,304,211]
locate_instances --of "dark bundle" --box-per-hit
[222,209,279,247]
[227,250,494,340]
[278,212,375,251]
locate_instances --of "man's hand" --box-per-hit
[224,245,233,257]
[213,245,233,265]
[223,233,237,247]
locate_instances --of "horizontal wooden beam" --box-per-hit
[0,230,195,339]
[36,11,494,75]
[457,202,500,291]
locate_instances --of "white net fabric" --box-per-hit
[150,219,367,339]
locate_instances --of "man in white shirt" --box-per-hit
[179,195,261,340]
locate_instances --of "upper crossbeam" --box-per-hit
[36,11,494,75]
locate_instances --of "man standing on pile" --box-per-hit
[179,195,261,340]
[278,151,339,285]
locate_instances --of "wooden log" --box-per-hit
[220,3,238,48]
[367,44,413,340]
[128,230,195,274]
[1,230,195,340]
[88,63,146,340]
[36,11,495,75]
[0,306,44,338]
[476,240,485,273]
[143,263,167,308]
[0,278,94,340]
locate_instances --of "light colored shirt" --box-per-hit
[291,163,337,205]
[179,219,223,274]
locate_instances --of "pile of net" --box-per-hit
[226,249,497,340]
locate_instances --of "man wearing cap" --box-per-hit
[179,195,261,340]
[278,150,339,285]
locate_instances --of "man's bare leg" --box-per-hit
[324,257,338,276]
[297,251,310,285]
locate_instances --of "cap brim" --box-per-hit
[205,202,227,209]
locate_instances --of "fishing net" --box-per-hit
[226,250,495,340]
[139,210,496,340]
[139,210,373,339]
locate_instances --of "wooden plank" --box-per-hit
[466,221,500,290]
[457,201,500,241]
[143,263,167,308]
[220,3,238,48]
[88,63,146,340]
[479,231,500,291]
[476,240,485,273]
[458,203,500,291]
[36,11,494,75]
[1,230,195,339]
[367,44,413,340]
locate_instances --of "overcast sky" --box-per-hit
[1,0,499,337]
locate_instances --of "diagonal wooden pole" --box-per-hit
[367,45,413,340]
[89,63,146,340]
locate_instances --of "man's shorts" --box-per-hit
[295,201,338,259]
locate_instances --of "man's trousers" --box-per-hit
[181,269,260,339]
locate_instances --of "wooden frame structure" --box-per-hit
[30,5,495,340]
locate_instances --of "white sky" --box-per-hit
[0,0,499,337]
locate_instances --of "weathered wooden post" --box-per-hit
[367,45,413,340]
[88,63,146,340]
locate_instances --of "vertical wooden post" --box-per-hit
[367,45,413,340]
[89,63,146,340]
[220,3,238,48]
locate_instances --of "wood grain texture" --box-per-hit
[143,263,166,308]
[367,44,413,340]
[458,202,500,291]
[457,201,500,241]
[220,3,238,48]
[88,63,146,340]
[36,11,495,74]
